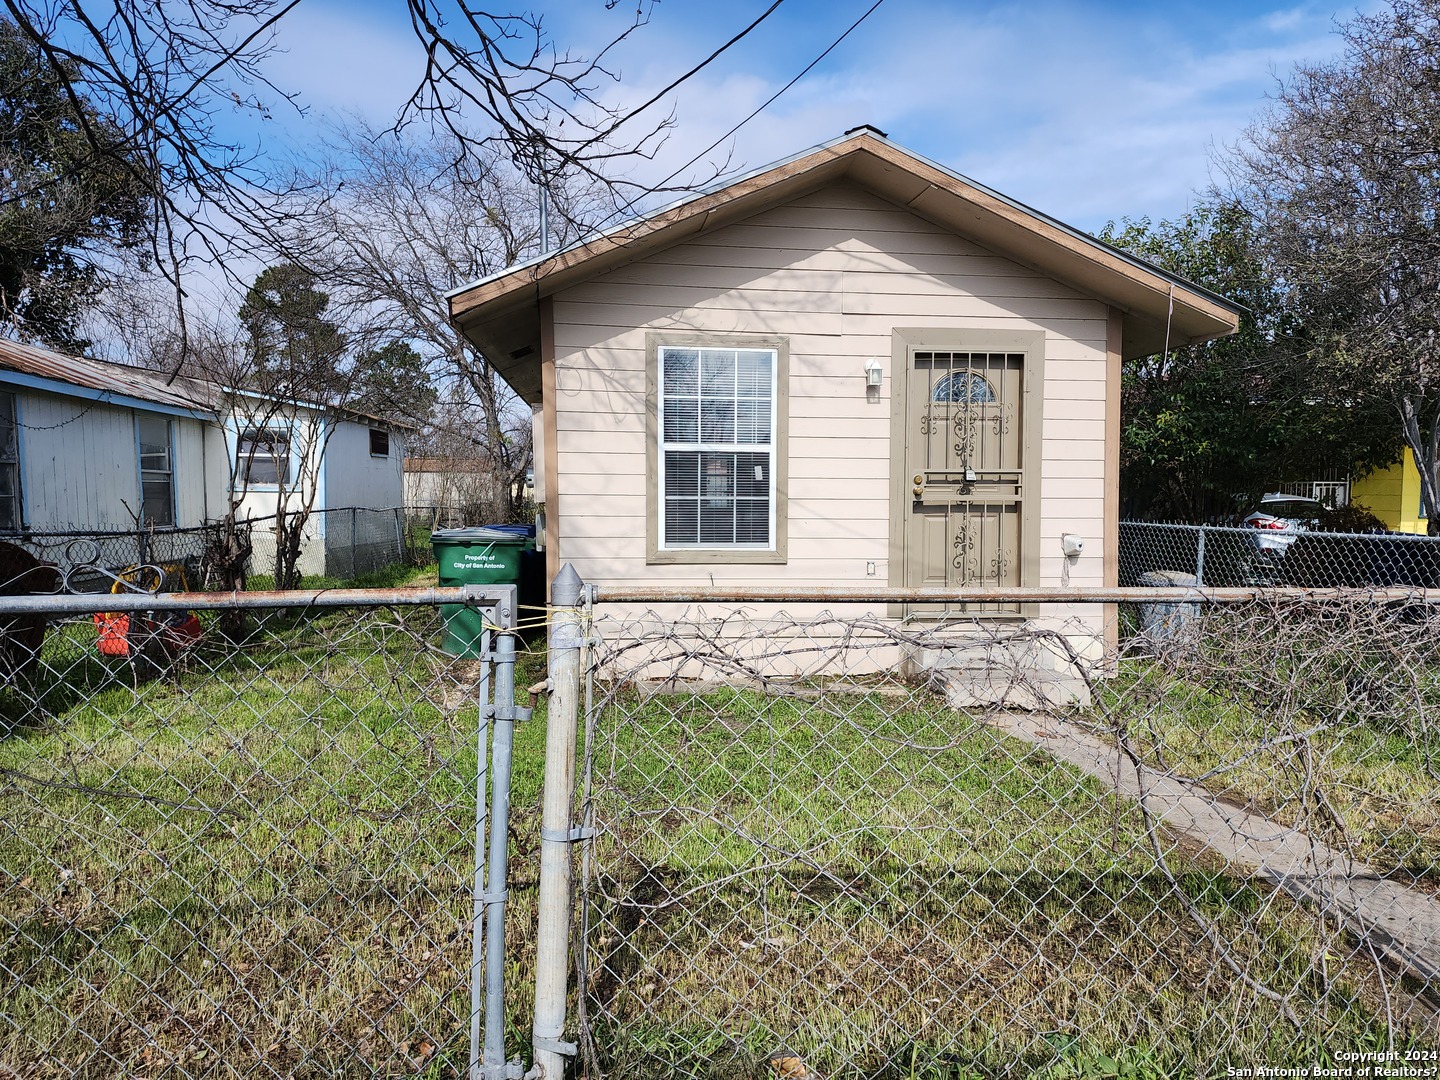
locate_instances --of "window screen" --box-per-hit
[659,346,775,548]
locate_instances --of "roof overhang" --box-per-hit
[449,130,1243,404]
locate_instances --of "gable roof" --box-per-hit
[0,337,417,430]
[448,128,1244,403]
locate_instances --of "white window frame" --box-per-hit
[646,332,788,565]
[237,428,291,488]
[136,414,175,527]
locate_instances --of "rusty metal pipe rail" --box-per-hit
[0,586,475,616]
[590,585,1440,605]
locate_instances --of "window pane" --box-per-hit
[662,399,697,442]
[664,499,697,544]
[735,453,767,498]
[137,416,170,458]
[736,400,770,444]
[664,451,699,497]
[369,429,389,456]
[736,499,769,544]
[142,480,174,527]
[249,456,280,485]
[240,432,288,485]
[699,349,735,397]
[735,350,772,396]
[662,348,698,395]
[700,399,734,442]
[701,453,733,508]
[0,392,17,459]
[0,495,15,532]
[699,501,735,545]
[0,469,13,498]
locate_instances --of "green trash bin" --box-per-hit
[431,527,533,657]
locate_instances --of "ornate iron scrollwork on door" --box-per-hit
[951,403,1013,465]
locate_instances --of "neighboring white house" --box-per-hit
[0,338,408,579]
[447,128,1242,663]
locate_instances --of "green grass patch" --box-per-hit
[577,681,1436,1079]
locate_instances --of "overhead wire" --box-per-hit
[650,0,888,195]
[578,0,790,151]
[587,0,890,234]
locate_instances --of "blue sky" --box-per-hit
[238,0,1372,235]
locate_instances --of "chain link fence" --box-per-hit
[8,577,1440,1079]
[0,507,441,595]
[1121,520,1440,589]
[0,587,537,1079]
[576,592,1440,1079]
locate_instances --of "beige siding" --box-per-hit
[551,182,1110,591]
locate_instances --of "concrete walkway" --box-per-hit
[953,688,1440,990]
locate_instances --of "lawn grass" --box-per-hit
[0,598,547,1078]
[3,595,1437,1079]
[579,678,1439,1079]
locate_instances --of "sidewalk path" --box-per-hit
[958,692,1440,989]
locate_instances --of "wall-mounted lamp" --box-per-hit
[864,358,884,388]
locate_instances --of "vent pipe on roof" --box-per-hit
[538,179,551,256]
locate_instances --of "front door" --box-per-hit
[903,347,1026,614]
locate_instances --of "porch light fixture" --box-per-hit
[864,358,883,388]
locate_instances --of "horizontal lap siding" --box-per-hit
[553,183,1109,589]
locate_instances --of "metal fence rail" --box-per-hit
[1120,519,1440,589]
[574,589,1440,1079]
[0,586,530,1079]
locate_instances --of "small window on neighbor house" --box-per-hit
[136,415,174,527]
[238,429,290,486]
[369,428,389,457]
[0,392,20,532]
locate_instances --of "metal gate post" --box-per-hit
[457,585,526,1080]
[532,564,585,1077]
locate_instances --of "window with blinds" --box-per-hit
[659,345,776,548]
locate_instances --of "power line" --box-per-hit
[594,0,888,231]
[655,0,887,192]
[580,0,789,151]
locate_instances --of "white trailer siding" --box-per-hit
[15,389,211,530]
[550,183,1110,596]
[322,420,404,510]
[322,420,405,576]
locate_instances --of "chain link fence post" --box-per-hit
[531,564,585,1078]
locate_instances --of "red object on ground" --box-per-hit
[93,612,203,658]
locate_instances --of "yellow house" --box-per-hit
[1351,448,1430,534]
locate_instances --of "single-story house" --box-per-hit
[0,338,409,579]
[447,128,1241,642]
[404,455,521,525]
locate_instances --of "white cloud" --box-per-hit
[574,0,1360,231]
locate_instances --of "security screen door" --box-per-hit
[904,349,1025,614]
